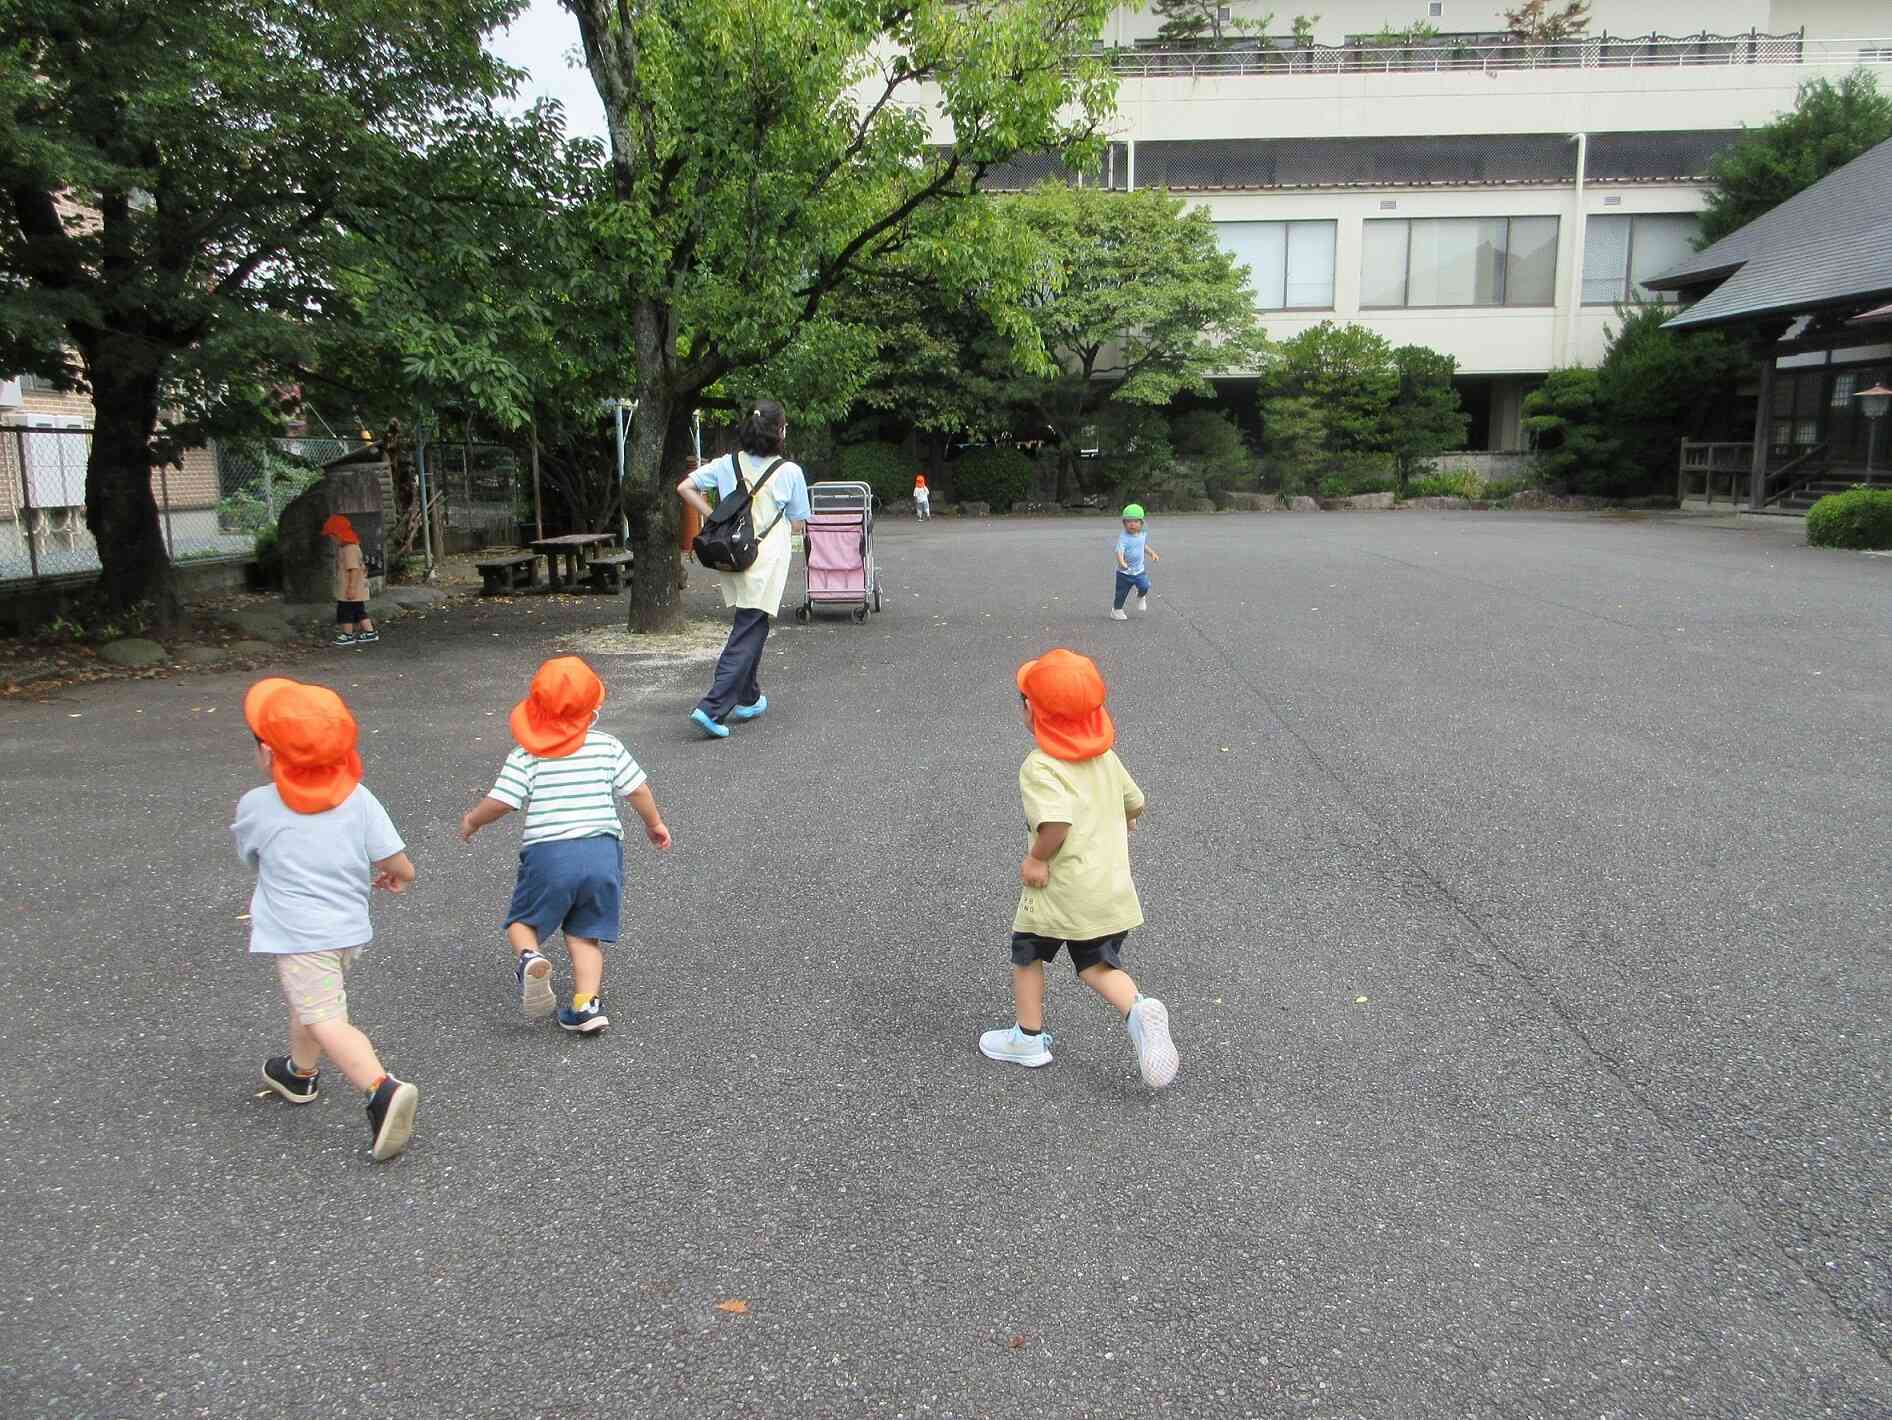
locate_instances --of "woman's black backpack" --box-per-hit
[692,454,787,573]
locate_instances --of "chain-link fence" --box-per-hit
[0,429,365,585]
[427,441,521,550]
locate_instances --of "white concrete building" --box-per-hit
[950,2,1890,448]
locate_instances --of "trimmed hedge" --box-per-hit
[1807,486,1892,550]
[834,440,911,505]
[951,446,1035,512]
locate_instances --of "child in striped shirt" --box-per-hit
[460,657,671,1033]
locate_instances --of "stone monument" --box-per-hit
[278,449,388,606]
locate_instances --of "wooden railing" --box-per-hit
[1677,441,1752,506]
[1764,443,1830,507]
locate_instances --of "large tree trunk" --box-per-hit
[84,354,175,617]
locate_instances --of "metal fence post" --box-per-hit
[159,457,175,557]
[17,428,38,582]
[262,442,276,521]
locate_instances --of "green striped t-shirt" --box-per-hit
[489,730,646,845]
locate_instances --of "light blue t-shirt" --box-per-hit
[232,783,405,954]
[1117,530,1148,576]
[690,451,811,523]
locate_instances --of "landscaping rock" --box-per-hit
[1404,496,1476,511]
[1288,496,1320,512]
[97,638,169,668]
[382,585,448,609]
[224,608,295,642]
[366,597,402,621]
[1346,492,1396,511]
[1011,501,1063,515]
[230,640,279,657]
[282,603,332,629]
[1220,492,1276,511]
[959,501,991,517]
[173,645,228,666]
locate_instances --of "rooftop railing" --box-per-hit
[1089,31,1892,79]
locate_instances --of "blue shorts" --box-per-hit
[505,836,623,943]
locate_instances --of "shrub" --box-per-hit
[1407,470,1479,499]
[1169,410,1256,497]
[834,440,910,505]
[1806,486,1892,549]
[1481,478,1523,502]
[951,445,1035,511]
[1314,454,1396,499]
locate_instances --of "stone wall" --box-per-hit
[1421,450,1534,483]
[279,466,387,605]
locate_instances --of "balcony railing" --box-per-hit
[1088,32,1892,80]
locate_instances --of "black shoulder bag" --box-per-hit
[692,453,788,573]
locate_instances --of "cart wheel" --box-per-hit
[853,606,868,623]
[873,584,881,613]
[795,605,811,623]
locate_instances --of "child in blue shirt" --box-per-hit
[1109,503,1160,620]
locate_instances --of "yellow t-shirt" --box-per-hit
[334,542,367,602]
[1013,747,1145,941]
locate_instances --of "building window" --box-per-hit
[1217,220,1337,310]
[1361,216,1559,309]
[1582,213,1698,305]
[1429,1,1443,13]
[1831,371,1857,407]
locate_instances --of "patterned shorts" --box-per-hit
[275,948,361,1026]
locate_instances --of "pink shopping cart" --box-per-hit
[796,480,882,623]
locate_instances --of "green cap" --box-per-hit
[1121,503,1145,520]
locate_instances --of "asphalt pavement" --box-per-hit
[2,509,1889,1419]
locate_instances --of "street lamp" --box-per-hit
[1855,383,1892,485]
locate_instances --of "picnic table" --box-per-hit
[530,533,614,592]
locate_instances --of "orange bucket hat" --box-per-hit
[243,677,364,814]
[320,513,359,544]
[1016,649,1114,761]
[510,656,604,759]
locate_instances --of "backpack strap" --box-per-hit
[747,456,790,541]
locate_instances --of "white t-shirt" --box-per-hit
[232,783,405,954]
[488,730,646,846]
[914,485,930,503]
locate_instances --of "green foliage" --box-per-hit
[1522,369,1623,492]
[1258,322,1463,493]
[1371,21,1440,46]
[1595,304,1747,493]
[1407,470,1481,498]
[216,446,327,535]
[1387,345,1470,493]
[1152,0,1274,42]
[1806,487,1892,549]
[834,441,913,505]
[1169,410,1257,497]
[999,184,1268,501]
[1503,0,1590,42]
[0,0,526,609]
[1697,72,1892,248]
[1093,407,1198,509]
[951,447,1037,511]
[34,595,153,645]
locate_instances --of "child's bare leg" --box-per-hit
[288,1013,322,1074]
[305,1017,387,1093]
[1078,963,1138,1017]
[1012,961,1047,1030]
[566,935,604,998]
[506,921,542,956]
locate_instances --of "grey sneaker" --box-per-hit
[1108,608,1128,621]
[1136,595,1151,614]
[516,948,555,1018]
[1126,997,1178,1089]
[978,1024,1054,1068]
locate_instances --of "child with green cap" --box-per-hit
[1110,503,1159,620]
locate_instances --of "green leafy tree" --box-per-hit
[1696,72,1892,249]
[1503,0,1590,43]
[1169,409,1257,498]
[1000,184,1267,502]
[1152,0,1274,43]
[1386,345,1469,494]
[1522,368,1622,493]
[0,0,523,612]
[1257,322,1397,492]
[1594,304,1746,493]
[561,0,1118,630]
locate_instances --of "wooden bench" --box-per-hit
[475,553,539,595]
[586,550,635,593]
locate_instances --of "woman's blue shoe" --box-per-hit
[690,708,730,739]
[728,696,768,722]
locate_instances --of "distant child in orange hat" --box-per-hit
[321,514,376,647]
[979,649,1178,1088]
[913,472,930,522]
[460,656,672,1034]
[234,677,420,1161]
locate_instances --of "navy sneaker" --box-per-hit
[365,1076,419,1162]
[355,629,380,644]
[261,1056,319,1104]
[515,948,555,1019]
[557,996,609,1034]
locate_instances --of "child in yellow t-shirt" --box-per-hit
[978,649,1178,1088]
[322,514,376,647]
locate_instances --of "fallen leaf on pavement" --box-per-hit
[716,1299,748,1314]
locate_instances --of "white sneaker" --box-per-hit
[979,1024,1054,1067]
[1109,608,1128,621]
[1126,997,1178,1089]
[1136,595,1151,614]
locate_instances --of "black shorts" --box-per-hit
[336,600,367,625]
[1010,930,1128,973]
